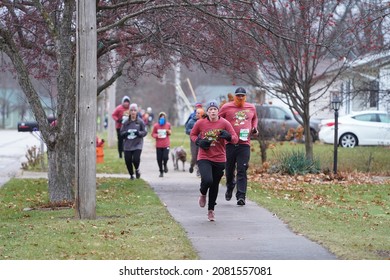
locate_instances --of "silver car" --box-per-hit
[255,104,321,142]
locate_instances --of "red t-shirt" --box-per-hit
[151,122,171,148]
[190,117,238,162]
[218,101,258,145]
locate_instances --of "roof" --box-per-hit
[347,50,390,69]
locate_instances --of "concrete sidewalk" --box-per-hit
[13,137,337,260]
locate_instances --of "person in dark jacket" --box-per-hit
[120,103,147,180]
[185,107,205,176]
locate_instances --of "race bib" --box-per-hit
[127,129,137,140]
[239,128,250,141]
[157,129,167,138]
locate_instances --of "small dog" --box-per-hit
[171,146,187,171]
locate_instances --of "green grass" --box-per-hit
[0,178,197,260]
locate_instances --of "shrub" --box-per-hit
[270,149,321,175]
[21,145,44,170]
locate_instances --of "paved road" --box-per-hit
[2,130,337,260]
[0,130,43,187]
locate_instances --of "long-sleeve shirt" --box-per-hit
[112,105,128,129]
[218,101,258,146]
[151,122,171,148]
[120,117,147,151]
[190,117,238,163]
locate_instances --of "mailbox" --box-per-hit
[17,121,39,132]
[17,117,57,132]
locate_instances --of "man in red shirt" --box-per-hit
[190,100,238,221]
[112,96,131,158]
[218,87,259,206]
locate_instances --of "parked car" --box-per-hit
[318,110,390,148]
[255,104,321,141]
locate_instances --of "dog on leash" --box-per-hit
[171,146,187,171]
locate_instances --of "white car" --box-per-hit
[318,111,390,148]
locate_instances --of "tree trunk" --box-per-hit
[47,139,74,202]
[304,121,314,162]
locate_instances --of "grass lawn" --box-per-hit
[0,178,197,260]
[248,182,390,259]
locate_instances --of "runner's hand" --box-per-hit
[196,137,211,150]
[219,130,231,141]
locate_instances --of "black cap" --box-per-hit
[235,87,246,95]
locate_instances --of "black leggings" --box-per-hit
[124,150,142,176]
[197,160,225,211]
[156,147,170,173]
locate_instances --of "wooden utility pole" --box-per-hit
[107,51,117,148]
[75,0,97,219]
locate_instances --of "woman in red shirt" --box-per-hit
[151,112,172,177]
[111,95,131,158]
[190,100,238,221]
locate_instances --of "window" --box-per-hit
[369,81,379,108]
[354,114,376,122]
[269,107,288,120]
[378,114,390,123]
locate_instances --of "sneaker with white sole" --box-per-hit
[198,195,206,208]
[237,198,246,206]
[207,210,215,221]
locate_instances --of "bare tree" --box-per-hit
[0,1,248,203]
[200,0,389,161]
[1,0,389,205]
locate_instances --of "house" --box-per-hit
[311,51,390,119]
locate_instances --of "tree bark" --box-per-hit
[47,140,74,202]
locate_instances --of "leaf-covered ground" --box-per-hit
[248,169,390,188]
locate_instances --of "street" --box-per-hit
[0,129,44,187]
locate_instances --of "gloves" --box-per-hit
[133,130,139,136]
[120,131,129,139]
[219,130,232,141]
[252,127,258,134]
[195,137,211,150]
[117,118,123,123]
